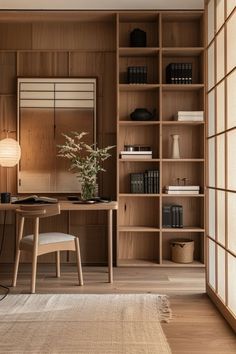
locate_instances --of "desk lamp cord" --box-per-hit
[0,210,10,301]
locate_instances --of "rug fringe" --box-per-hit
[157,295,172,323]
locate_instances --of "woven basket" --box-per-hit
[170,239,194,263]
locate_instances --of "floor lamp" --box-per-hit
[0,136,21,299]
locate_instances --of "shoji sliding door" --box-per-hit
[206,0,236,331]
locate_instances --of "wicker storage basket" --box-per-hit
[170,239,194,263]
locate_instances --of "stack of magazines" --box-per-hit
[175,111,204,122]
[164,185,200,195]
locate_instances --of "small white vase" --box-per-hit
[171,134,180,159]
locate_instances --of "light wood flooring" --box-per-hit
[0,264,235,353]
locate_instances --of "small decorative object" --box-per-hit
[170,239,194,263]
[0,192,11,204]
[58,132,115,201]
[130,28,147,47]
[130,108,156,121]
[171,134,180,159]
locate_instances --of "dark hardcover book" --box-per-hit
[144,66,147,83]
[139,173,145,193]
[180,63,184,84]
[177,63,182,84]
[130,173,138,193]
[171,205,176,227]
[187,63,192,84]
[154,170,159,193]
[178,205,183,228]
[144,171,148,193]
[162,205,172,228]
[166,63,174,84]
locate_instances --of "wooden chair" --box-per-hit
[12,204,83,293]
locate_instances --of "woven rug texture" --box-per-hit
[0,294,172,354]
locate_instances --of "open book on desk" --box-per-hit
[12,195,58,204]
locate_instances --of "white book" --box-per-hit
[175,117,204,122]
[165,185,200,191]
[164,190,200,195]
[120,151,152,155]
[121,154,152,159]
[177,111,204,116]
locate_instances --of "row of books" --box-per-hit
[164,185,200,195]
[120,151,152,159]
[162,204,183,228]
[166,63,192,84]
[130,170,159,194]
[127,66,148,84]
[175,111,204,122]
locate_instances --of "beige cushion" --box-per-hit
[21,232,75,246]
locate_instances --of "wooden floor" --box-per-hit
[0,264,235,353]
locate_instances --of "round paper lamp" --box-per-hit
[0,138,21,167]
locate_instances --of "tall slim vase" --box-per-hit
[171,134,180,159]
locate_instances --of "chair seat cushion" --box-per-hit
[21,232,76,246]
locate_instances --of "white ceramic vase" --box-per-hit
[171,134,180,159]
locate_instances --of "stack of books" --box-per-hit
[175,111,204,122]
[127,66,148,84]
[162,204,183,228]
[166,63,192,84]
[164,185,200,195]
[120,151,152,159]
[130,170,159,194]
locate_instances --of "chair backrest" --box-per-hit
[16,203,60,219]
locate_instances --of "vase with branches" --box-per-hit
[58,132,115,200]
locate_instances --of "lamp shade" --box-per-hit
[0,138,21,167]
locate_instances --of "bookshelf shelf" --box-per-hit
[119,158,160,162]
[119,84,160,91]
[116,10,205,268]
[119,47,159,56]
[119,226,160,232]
[162,227,205,232]
[119,121,160,125]
[162,84,204,91]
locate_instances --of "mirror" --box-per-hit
[17,78,96,193]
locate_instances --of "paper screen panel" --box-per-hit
[217,245,226,302]
[217,190,225,246]
[227,192,236,254]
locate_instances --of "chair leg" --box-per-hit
[56,251,60,278]
[12,249,21,287]
[75,237,83,286]
[31,251,38,294]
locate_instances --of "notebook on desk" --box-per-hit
[12,195,58,204]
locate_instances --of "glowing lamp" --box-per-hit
[0,138,21,167]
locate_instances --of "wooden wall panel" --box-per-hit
[0,53,16,94]
[0,23,32,49]
[32,22,115,51]
[0,16,116,264]
[18,52,69,77]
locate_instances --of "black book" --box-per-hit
[177,205,183,228]
[162,205,172,228]
[143,66,147,83]
[171,205,177,227]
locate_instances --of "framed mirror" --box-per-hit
[17,78,96,193]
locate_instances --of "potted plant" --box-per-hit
[58,132,115,200]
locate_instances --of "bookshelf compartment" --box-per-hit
[119,56,159,84]
[118,231,160,265]
[162,124,204,159]
[119,161,160,194]
[162,88,204,121]
[162,54,204,84]
[119,90,159,121]
[119,125,159,159]
[119,13,159,48]
[119,196,159,228]
[161,197,204,229]
[162,13,204,48]
[162,161,204,193]
[162,232,204,265]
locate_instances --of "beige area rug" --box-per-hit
[0,294,172,354]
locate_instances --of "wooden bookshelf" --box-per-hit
[116,11,205,267]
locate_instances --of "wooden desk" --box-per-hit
[0,201,118,283]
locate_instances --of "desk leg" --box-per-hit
[108,209,113,283]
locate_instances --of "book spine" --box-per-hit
[162,206,172,228]
[171,206,176,227]
[179,205,183,228]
